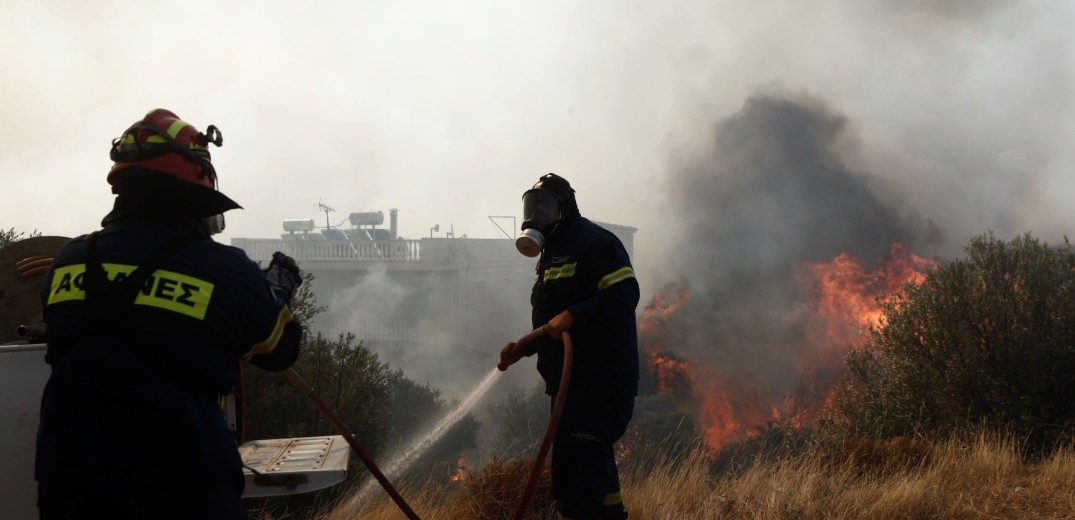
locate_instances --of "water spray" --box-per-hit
[284,325,572,520]
[283,368,422,520]
[347,367,501,510]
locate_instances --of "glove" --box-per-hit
[264,251,302,304]
[497,341,526,372]
[546,310,574,341]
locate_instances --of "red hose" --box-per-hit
[283,368,421,520]
[512,330,573,520]
[16,256,53,278]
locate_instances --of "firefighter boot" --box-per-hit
[601,510,628,520]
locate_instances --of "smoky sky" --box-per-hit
[3,1,1073,297]
[3,1,1074,396]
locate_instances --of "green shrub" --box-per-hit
[0,227,40,248]
[487,383,549,459]
[833,233,1075,455]
[241,332,394,517]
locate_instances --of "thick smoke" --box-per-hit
[650,89,939,396]
[317,261,536,399]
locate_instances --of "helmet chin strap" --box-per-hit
[202,166,226,235]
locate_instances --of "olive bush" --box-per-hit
[833,233,1075,455]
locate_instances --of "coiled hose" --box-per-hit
[15,255,53,278]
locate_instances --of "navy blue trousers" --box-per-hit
[550,381,635,520]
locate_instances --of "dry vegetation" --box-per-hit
[295,431,1074,520]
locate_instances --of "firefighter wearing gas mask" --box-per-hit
[35,109,304,519]
[501,173,640,520]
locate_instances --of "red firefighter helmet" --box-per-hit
[107,109,223,189]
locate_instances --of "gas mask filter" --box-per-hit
[517,188,561,257]
[205,214,225,235]
[515,228,544,257]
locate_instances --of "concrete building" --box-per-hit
[231,208,636,396]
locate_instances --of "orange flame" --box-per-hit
[638,243,934,453]
[449,455,472,482]
[800,243,935,352]
[637,288,690,338]
[646,347,692,395]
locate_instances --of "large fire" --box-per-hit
[639,243,935,453]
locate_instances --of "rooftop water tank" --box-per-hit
[348,211,384,227]
[283,219,315,233]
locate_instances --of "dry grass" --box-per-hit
[303,432,1075,520]
[311,458,555,520]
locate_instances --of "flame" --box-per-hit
[637,287,690,339]
[799,243,935,352]
[449,455,473,482]
[639,289,695,395]
[638,243,934,453]
[646,347,693,395]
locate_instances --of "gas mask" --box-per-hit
[201,169,226,235]
[516,189,561,257]
[204,214,225,235]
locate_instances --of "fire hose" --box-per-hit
[15,255,53,278]
[283,368,421,520]
[504,326,574,520]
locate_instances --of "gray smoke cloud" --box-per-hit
[674,90,936,284]
[644,89,933,396]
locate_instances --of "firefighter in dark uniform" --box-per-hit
[500,173,639,520]
[35,109,304,520]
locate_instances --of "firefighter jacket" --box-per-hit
[35,217,302,488]
[530,217,639,396]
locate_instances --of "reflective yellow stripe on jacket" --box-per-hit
[242,306,294,360]
[545,262,577,281]
[47,263,215,320]
[598,266,635,289]
[536,263,635,290]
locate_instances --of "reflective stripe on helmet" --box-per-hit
[116,118,207,152]
[108,109,220,189]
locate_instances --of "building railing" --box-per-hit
[233,238,422,263]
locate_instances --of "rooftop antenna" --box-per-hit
[318,199,336,229]
[488,216,516,239]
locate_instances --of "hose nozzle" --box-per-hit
[496,325,550,372]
